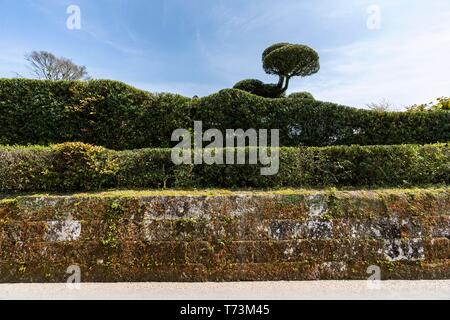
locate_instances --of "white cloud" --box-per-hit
[293,9,450,109]
[0,46,29,78]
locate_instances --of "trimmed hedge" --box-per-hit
[0,79,191,149]
[233,79,284,98]
[0,142,448,193]
[193,89,450,147]
[0,79,449,149]
[288,91,315,100]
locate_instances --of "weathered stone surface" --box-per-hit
[0,188,449,282]
[45,219,81,242]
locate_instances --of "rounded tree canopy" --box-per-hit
[263,43,320,78]
[262,42,291,61]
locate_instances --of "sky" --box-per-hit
[0,0,449,109]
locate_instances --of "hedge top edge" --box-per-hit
[0,78,449,150]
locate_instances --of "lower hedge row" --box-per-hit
[0,142,449,193]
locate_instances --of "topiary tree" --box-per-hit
[233,79,265,95]
[233,79,283,98]
[234,43,319,98]
[263,43,320,95]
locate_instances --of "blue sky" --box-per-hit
[1,0,450,109]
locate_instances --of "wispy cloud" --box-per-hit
[0,46,30,77]
[2,0,450,107]
[83,29,144,56]
[292,9,450,109]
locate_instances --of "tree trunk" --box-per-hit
[280,77,290,94]
[277,76,285,89]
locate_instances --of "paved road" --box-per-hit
[0,281,449,300]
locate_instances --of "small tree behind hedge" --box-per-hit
[406,97,450,112]
[25,51,89,80]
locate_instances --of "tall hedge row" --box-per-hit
[0,79,449,149]
[193,90,450,147]
[1,142,448,193]
[0,79,191,149]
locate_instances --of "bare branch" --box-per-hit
[366,98,393,112]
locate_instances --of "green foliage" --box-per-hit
[233,79,265,94]
[261,43,320,96]
[262,43,291,61]
[288,92,315,100]
[192,89,450,147]
[101,201,124,251]
[234,43,320,98]
[0,78,191,149]
[0,146,56,192]
[52,142,118,191]
[0,142,448,192]
[263,43,320,78]
[233,79,283,98]
[407,97,450,112]
[0,80,449,149]
[434,97,450,110]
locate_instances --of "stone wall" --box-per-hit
[0,189,449,282]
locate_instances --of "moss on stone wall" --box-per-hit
[0,188,448,282]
